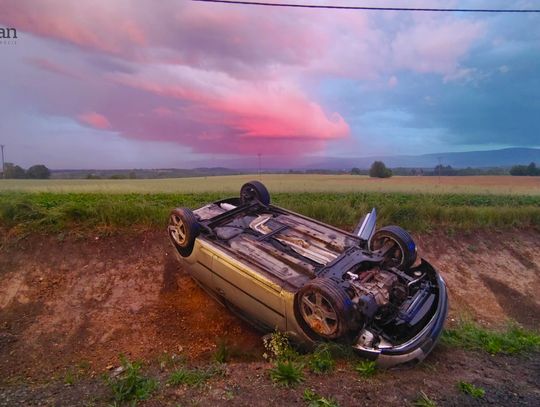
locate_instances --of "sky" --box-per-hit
[0,0,539,169]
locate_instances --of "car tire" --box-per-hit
[168,208,200,257]
[369,225,417,270]
[294,278,353,340]
[240,181,270,205]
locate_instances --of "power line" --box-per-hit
[192,0,540,13]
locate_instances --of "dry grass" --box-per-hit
[1,174,539,195]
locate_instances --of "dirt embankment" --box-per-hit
[0,229,539,405]
[0,232,261,383]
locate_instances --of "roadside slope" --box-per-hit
[1,230,539,382]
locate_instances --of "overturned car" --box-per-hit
[168,181,448,367]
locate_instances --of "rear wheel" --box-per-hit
[369,225,417,270]
[168,208,200,257]
[294,278,353,340]
[240,181,270,205]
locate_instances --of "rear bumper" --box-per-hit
[353,264,448,367]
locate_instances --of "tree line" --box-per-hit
[2,163,51,179]
[509,162,540,176]
[350,162,540,178]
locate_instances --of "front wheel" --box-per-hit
[168,208,200,257]
[369,225,417,270]
[294,278,353,340]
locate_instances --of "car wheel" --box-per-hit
[240,181,270,205]
[294,278,353,340]
[168,208,200,257]
[369,225,417,270]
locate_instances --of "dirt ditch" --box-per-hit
[0,229,539,405]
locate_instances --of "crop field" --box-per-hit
[1,174,539,195]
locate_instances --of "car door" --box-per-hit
[211,253,286,331]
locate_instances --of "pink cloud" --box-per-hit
[78,112,111,130]
[25,58,82,80]
[100,86,347,156]
[105,65,348,155]
[0,0,147,57]
[0,0,487,160]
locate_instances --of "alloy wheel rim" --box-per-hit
[169,214,187,246]
[300,291,338,336]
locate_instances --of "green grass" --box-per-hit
[1,190,540,234]
[354,360,377,378]
[307,344,335,374]
[213,340,231,364]
[442,320,540,354]
[303,389,340,407]
[64,369,76,386]
[269,360,305,387]
[167,366,219,387]
[103,356,157,404]
[412,391,438,407]
[458,381,485,398]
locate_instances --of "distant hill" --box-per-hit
[306,148,540,170]
[49,148,540,177]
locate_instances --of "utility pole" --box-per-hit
[0,145,5,179]
[437,156,442,183]
[257,153,261,179]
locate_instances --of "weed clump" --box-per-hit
[303,388,340,407]
[412,391,437,407]
[308,344,335,374]
[213,340,230,364]
[269,360,304,387]
[458,381,485,398]
[103,356,157,404]
[354,360,377,378]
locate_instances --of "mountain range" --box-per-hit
[304,148,540,170]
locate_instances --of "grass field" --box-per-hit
[1,190,539,233]
[1,174,540,195]
[1,175,539,233]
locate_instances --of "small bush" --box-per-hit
[458,381,485,398]
[103,356,157,404]
[303,388,340,407]
[354,360,377,378]
[269,360,304,387]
